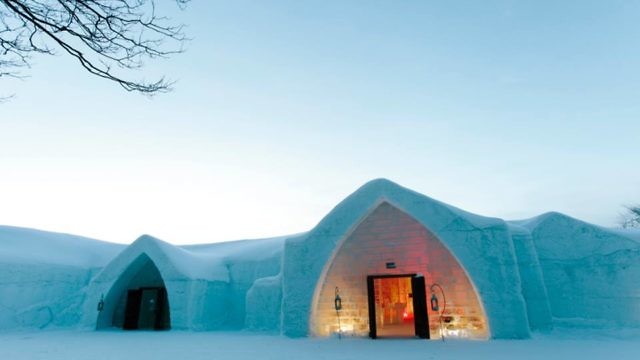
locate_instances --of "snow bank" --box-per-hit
[245,275,282,331]
[507,223,553,331]
[183,236,292,328]
[0,226,122,330]
[2,330,639,360]
[514,212,640,328]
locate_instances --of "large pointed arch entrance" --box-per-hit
[310,202,488,339]
[97,254,171,330]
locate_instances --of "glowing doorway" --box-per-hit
[310,202,489,339]
[366,274,429,338]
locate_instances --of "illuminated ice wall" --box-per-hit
[311,202,488,339]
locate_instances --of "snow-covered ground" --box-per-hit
[0,329,638,360]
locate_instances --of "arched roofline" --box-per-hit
[303,179,506,242]
[308,197,491,336]
[282,178,530,339]
[93,235,189,285]
[91,235,190,329]
[95,250,173,329]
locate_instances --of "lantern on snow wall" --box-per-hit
[97,294,104,312]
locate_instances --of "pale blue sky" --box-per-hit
[1,1,639,244]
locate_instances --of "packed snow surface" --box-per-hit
[0,329,638,360]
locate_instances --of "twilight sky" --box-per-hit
[1,1,639,244]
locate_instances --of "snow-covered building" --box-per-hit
[84,234,286,331]
[1,179,639,339]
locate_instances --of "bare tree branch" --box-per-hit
[620,204,640,229]
[0,0,189,94]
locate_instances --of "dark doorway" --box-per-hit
[367,274,429,339]
[123,287,170,330]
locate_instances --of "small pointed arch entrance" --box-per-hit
[97,253,171,330]
[310,201,489,339]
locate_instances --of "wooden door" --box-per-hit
[123,289,142,330]
[138,288,159,329]
[411,275,429,339]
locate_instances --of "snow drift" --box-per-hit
[0,226,123,330]
[511,213,640,328]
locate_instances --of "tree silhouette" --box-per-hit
[620,205,640,229]
[0,0,189,95]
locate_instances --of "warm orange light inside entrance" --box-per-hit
[374,277,414,337]
[310,202,489,339]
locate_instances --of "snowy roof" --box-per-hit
[508,212,640,259]
[510,211,640,243]
[0,225,124,268]
[3,179,638,273]
[182,233,303,263]
[311,178,506,233]
[0,224,296,280]
[92,232,300,282]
